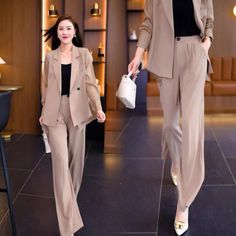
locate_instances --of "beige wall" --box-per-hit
[210,0,236,57]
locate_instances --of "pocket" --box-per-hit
[195,41,211,74]
[197,42,208,59]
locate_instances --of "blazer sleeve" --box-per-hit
[204,0,214,40]
[137,0,153,50]
[85,49,102,112]
[41,53,49,114]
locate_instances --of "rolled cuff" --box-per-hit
[204,28,213,41]
[204,18,214,40]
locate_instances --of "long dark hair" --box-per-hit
[44,15,83,50]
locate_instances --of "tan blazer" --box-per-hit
[41,46,102,127]
[137,0,214,78]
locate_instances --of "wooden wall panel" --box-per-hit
[64,0,83,31]
[106,0,127,82]
[84,0,107,30]
[0,0,41,134]
[210,0,236,57]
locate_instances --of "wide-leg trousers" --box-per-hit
[158,36,208,211]
[47,96,85,236]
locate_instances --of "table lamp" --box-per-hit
[0,57,6,80]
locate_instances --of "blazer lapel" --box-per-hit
[53,46,83,93]
[53,48,61,93]
[70,46,82,92]
[161,0,174,31]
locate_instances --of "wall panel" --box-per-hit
[0,0,41,134]
[210,0,236,57]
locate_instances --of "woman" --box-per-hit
[129,0,213,235]
[39,15,106,236]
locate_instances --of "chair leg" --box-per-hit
[0,137,17,236]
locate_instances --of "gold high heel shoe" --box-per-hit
[174,207,189,235]
[171,165,178,186]
[174,220,189,235]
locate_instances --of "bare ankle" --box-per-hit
[175,205,189,222]
[171,163,178,175]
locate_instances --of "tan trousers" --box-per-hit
[47,96,85,236]
[158,36,207,211]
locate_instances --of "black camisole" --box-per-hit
[173,0,201,37]
[61,64,71,97]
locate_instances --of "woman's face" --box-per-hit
[57,19,76,45]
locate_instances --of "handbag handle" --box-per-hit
[127,72,137,82]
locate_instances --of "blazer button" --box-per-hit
[77,87,80,91]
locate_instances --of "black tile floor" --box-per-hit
[0,113,236,236]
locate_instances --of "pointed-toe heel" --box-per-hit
[174,220,189,235]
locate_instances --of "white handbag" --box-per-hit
[42,128,51,154]
[116,72,137,109]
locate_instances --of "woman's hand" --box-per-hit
[39,115,43,125]
[97,110,106,123]
[128,47,145,78]
[128,58,141,78]
[201,36,211,55]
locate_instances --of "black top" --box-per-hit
[61,64,71,97]
[173,0,201,37]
